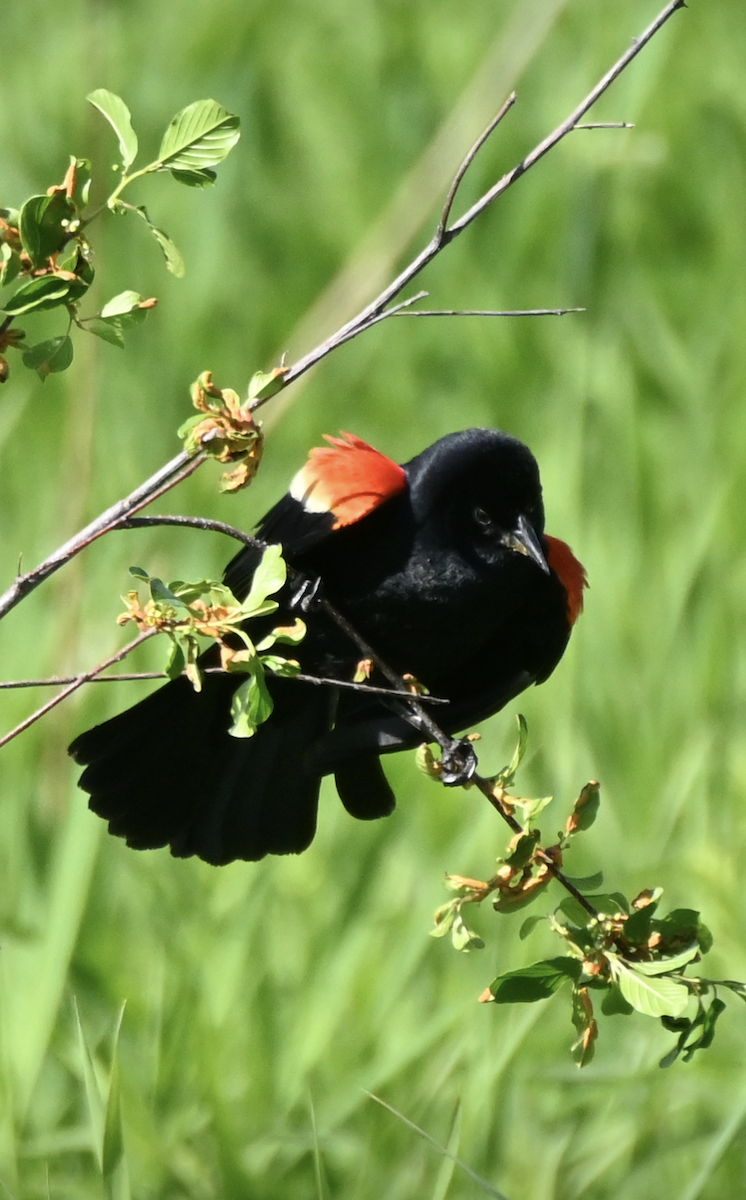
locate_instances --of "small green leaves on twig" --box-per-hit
[430,717,746,1068]
[117,545,305,739]
[81,291,158,349]
[0,92,240,383]
[179,370,266,491]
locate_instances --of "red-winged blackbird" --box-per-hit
[70,428,586,866]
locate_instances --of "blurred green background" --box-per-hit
[2,0,746,1196]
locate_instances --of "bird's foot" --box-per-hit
[289,573,324,613]
[439,739,478,786]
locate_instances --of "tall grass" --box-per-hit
[2,0,746,1196]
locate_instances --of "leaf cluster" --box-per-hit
[0,91,240,382]
[429,719,746,1068]
[178,370,274,492]
[118,544,305,739]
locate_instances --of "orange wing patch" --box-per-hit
[545,535,588,626]
[290,432,407,528]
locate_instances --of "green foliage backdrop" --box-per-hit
[2,0,746,1196]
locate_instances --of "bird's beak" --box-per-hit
[502,514,550,574]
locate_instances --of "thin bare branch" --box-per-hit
[395,307,584,318]
[437,92,517,240]
[573,121,635,129]
[0,667,449,703]
[256,0,684,403]
[448,1,683,239]
[122,514,460,755]
[0,629,157,751]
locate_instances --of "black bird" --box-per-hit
[70,428,586,865]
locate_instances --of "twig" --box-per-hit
[121,515,460,756]
[256,0,684,403]
[0,451,206,622]
[436,92,517,240]
[573,121,635,130]
[0,667,449,704]
[0,629,157,751]
[394,308,585,318]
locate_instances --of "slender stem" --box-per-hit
[437,92,517,239]
[254,0,684,403]
[394,307,584,318]
[0,629,156,751]
[0,667,448,703]
[573,122,634,130]
[79,162,159,229]
[121,514,459,754]
[447,1,683,240]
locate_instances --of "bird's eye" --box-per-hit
[473,506,493,530]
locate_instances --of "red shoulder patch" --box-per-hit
[290,432,407,529]
[544,536,588,626]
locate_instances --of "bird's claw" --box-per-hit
[440,739,478,786]
[289,574,324,613]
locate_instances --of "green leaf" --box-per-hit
[70,157,93,209]
[0,244,22,289]
[451,911,484,953]
[130,206,185,277]
[156,99,240,170]
[687,997,726,1056]
[170,167,218,188]
[2,274,71,316]
[601,984,634,1016]
[519,915,546,941]
[653,908,709,950]
[256,618,306,651]
[22,335,73,380]
[567,780,601,834]
[87,89,139,170]
[101,290,144,320]
[511,794,554,824]
[718,979,746,1002]
[87,320,125,348]
[261,654,301,677]
[19,192,74,267]
[229,667,274,738]
[625,903,659,946]
[165,639,186,682]
[612,960,690,1018]
[248,367,289,402]
[487,957,582,1004]
[430,902,457,938]
[148,576,188,607]
[630,944,700,976]
[496,713,528,786]
[87,290,154,348]
[504,830,540,870]
[659,1037,686,1070]
[148,224,185,278]
[565,872,604,892]
[241,544,287,614]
